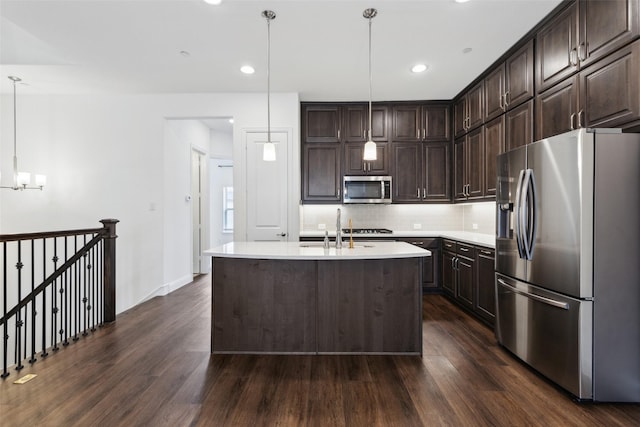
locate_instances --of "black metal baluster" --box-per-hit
[62,237,68,346]
[2,242,8,378]
[91,239,96,332]
[52,238,59,352]
[29,239,36,364]
[73,235,79,341]
[99,240,104,326]
[82,234,88,336]
[15,241,23,371]
[41,237,48,358]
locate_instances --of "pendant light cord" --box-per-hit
[368,15,372,141]
[267,14,272,144]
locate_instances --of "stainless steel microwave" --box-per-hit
[343,176,392,204]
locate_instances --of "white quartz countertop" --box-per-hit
[204,241,431,260]
[299,230,495,248]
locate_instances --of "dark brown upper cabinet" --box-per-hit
[483,116,505,197]
[302,144,342,203]
[537,38,640,139]
[392,142,450,203]
[302,104,341,143]
[537,0,640,94]
[579,0,640,68]
[536,2,579,94]
[343,104,389,143]
[579,39,640,129]
[344,142,390,176]
[454,127,484,201]
[536,75,579,140]
[454,82,484,138]
[505,100,534,151]
[484,40,535,122]
[391,103,450,142]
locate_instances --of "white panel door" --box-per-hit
[246,131,288,241]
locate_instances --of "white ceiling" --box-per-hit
[1,0,563,101]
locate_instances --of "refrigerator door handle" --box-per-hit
[514,169,526,259]
[521,169,538,260]
[497,278,569,310]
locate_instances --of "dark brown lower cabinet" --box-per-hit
[475,247,496,326]
[401,238,441,293]
[441,240,475,310]
[442,239,495,328]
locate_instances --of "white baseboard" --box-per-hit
[142,274,193,302]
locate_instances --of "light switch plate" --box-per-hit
[472,223,478,230]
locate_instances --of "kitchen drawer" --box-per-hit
[443,239,456,251]
[456,242,475,258]
[477,247,494,258]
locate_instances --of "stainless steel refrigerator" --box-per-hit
[495,128,640,402]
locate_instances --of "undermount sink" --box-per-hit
[299,242,374,248]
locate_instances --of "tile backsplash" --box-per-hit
[301,202,496,235]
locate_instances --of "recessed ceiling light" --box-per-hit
[203,0,223,5]
[240,65,255,74]
[228,118,234,124]
[411,64,428,73]
[462,47,473,54]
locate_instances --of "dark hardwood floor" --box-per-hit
[1,274,639,426]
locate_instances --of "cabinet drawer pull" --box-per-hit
[480,250,493,255]
[570,113,576,130]
[459,247,469,252]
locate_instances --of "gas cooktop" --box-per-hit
[342,228,393,234]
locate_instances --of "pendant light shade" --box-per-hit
[362,8,377,162]
[262,10,276,162]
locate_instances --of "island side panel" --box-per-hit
[316,258,422,354]
[212,257,317,353]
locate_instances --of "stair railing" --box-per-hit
[0,219,118,378]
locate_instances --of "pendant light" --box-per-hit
[262,10,277,162]
[1,76,46,191]
[362,8,377,162]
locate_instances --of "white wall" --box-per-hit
[162,119,212,296]
[0,92,300,314]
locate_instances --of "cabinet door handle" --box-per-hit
[570,113,576,130]
[422,128,426,140]
[569,48,577,66]
[337,129,341,140]
[499,94,505,111]
[423,188,426,199]
[578,42,587,61]
[417,188,421,198]
[504,91,510,108]
[451,257,456,269]
[577,109,584,128]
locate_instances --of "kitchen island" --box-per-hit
[204,241,429,355]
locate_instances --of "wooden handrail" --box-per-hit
[0,227,104,243]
